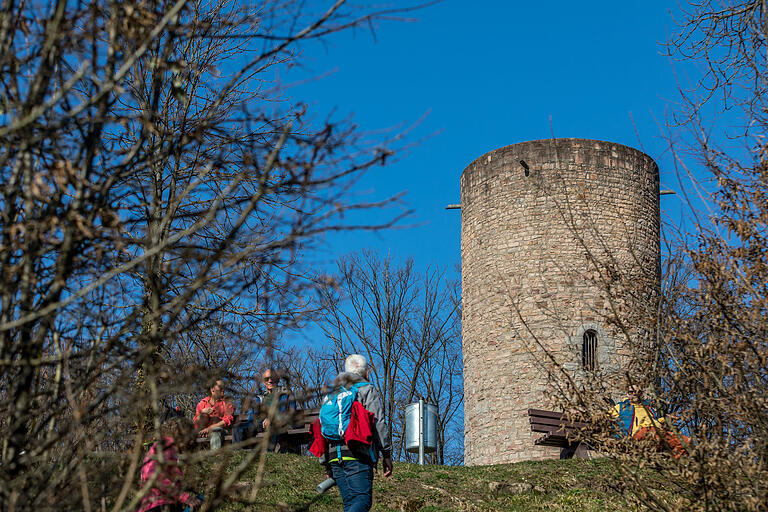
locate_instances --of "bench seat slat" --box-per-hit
[535,433,568,447]
[527,408,570,419]
[531,425,581,436]
[529,416,591,429]
[534,432,579,447]
[528,408,595,455]
[284,427,311,435]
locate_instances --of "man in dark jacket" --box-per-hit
[233,368,295,451]
[321,354,392,512]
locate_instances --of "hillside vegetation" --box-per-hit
[86,451,667,511]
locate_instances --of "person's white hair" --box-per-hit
[344,354,369,376]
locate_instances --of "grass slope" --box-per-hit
[181,452,639,511]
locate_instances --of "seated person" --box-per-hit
[138,417,202,512]
[611,383,689,458]
[258,368,296,429]
[193,378,234,450]
[233,368,295,451]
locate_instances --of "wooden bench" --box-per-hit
[277,407,320,452]
[196,408,319,451]
[527,408,593,459]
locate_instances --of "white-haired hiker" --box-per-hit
[311,354,393,512]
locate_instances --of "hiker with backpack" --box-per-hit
[310,354,393,512]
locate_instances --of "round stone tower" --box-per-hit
[460,138,660,465]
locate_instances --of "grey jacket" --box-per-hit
[326,371,392,460]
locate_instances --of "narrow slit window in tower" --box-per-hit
[582,329,598,371]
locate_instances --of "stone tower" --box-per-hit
[460,139,660,465]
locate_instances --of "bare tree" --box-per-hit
[317,249,463,464]
[667,0,768,130]
[266,344,336,409]
[0,0,418,509]
[409,277,463,465]
[318,251,413,448]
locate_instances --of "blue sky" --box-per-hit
[284,1,690,277]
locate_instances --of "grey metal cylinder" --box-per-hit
[405,401,438,453]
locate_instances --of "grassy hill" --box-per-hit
[250,453,638,512]
[88,451,650,511]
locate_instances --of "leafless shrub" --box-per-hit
[0,0,419,509]
[532,2,768,510]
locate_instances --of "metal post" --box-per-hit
[418,398,424,465]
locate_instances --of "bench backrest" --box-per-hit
[528,408,591,433]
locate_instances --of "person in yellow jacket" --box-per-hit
[611,385,666,435]
[611,385,688,458]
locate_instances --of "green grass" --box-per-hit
[87,451,647,511]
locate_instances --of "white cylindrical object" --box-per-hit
[405,401,438,454]
[316,478,336,494]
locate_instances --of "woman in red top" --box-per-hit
[193,379,234,450]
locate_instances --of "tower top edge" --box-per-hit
[460,138,656,180]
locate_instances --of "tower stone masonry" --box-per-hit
[460,139,660,465]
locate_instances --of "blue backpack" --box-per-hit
[319,382,368,441]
